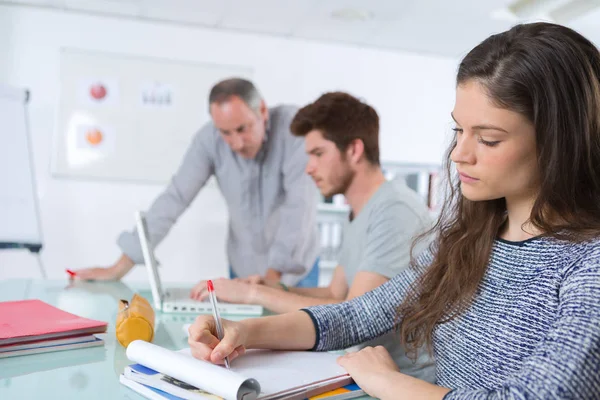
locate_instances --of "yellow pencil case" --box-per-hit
[116,294,155,347]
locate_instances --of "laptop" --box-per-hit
[135,211,263,316]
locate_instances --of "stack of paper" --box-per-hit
[120,340,355,400]
[0,299,107,358]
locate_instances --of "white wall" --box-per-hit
[0,5,457,284]
[0,8,15,81]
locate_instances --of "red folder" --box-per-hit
[0,299,108,345]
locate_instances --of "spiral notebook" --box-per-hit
[122,340,353,400]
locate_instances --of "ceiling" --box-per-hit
[2,0,600,58]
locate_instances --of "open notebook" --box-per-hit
[123,340,353,400]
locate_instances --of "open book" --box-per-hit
[124,340,353,400]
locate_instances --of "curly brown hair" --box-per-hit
[290,92,380,165]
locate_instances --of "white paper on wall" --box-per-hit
[74,124,116,155]
[77,77,120,107]
[140,81,175,109]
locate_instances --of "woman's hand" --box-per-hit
[338,346,450,400]
[188,315,248,365]
[337,346,400,398]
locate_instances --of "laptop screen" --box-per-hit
[135,211,164,310]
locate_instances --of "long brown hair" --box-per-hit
[398,22,600,357]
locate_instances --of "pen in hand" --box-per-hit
[207,280,231,369]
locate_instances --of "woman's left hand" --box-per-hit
[337,346,400,398]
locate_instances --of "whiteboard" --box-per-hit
[0,84,43,249]
[53,48,253,183]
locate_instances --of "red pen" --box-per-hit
[207,280,230,369]
[66,269,76,277]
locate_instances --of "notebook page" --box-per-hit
[127,340,260,400]
[178,348,349,398]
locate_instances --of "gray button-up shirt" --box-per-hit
[117,105,319,285]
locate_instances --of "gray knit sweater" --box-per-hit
[303,237,600,399]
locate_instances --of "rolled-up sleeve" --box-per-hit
[117,124,215,264]
[267,134,318,274]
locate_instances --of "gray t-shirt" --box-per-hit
[338,179,436,382]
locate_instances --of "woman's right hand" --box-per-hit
[188,315,248,365]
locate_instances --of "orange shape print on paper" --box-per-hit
[85,129,103,146]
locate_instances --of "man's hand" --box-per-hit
[236,274,264,285]
[264,268,282,283]
[236,268,283,289]
[71,254,134,281]
[235,274,285,290]
[190,278,258,304]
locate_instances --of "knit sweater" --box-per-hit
[304,237,600,399]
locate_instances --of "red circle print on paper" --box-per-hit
[89,83,107,100]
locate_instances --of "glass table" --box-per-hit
[0,279,251,400]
